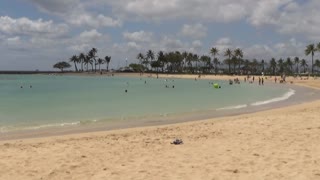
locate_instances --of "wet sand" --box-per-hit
[1,74,320,179]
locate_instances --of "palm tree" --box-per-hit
[137,53,145,73]
[300,59,308,73]
[213,58,220,75]
[277,58,284,74]
[210,47,219,61]
[69,55,79,72]
[234,48,243,74]
[270,58,277,75]
[305,44,316,74]
[146,50,155,71]
[186,53,194,73]
[224,48,233,74]
[231,55,237,73]
[286,57,293,74]
[251,59,259,74]
[193,54,199,74]
[260,59,265,73]
[97,58,104,72]
[315,59,320,73]
[294,57,300,74]
[182,51,188,71]
[243,59,251,74]
[157,51,166,73]
[79,53,86,72]
[84,55,92,72]
[88,48,98,72]
[104,56,111,72]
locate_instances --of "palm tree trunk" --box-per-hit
[81,62,84,72]
[312,55,314,74]
[107,63,109,72]
[74,63,78,72]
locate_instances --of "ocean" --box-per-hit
[0,74,293,133]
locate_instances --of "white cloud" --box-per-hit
[29,0,121,28]
[180,24,207,39]
[0,16,68,37]
[79,29,102,42]
[109,0,252,22]
[68,14,122,28]
[248,0,320,40]
[123,31,153,42]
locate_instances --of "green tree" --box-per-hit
[251,59,259,74]
[88,48,98,72]
[137,53,146,73]
[286,57,293,74]
[129,63,145,72]
[314,59,320,73]
[294,57,300,74]
[84,54,92,72]
[234,48,243,74]
[213,58,220,75]
[53,61,71,72]
[224,48,233,74]
[305,44,316,74]
[300,59,308,73]
[78,53,86,72]
[200,55,211,74]
[69,55,79,72]
[97,58,104,72]
[157,51,166,73]
[277,58,284,74]
[261,59,265,73]
[104,56,111,72]
[270,58,277,75]
[146,50,155,71]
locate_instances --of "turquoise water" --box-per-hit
[0,75,290,132]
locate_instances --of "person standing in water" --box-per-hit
[259,77,261,85]
[262,77,264,85]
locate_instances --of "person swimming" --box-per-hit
[125,89,128,93]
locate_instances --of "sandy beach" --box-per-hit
[1,74,320,180]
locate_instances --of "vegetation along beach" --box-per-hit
[2,1,320,179]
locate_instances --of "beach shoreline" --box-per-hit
[1,73,320,179]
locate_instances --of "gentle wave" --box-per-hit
[0,119,100,133]
[216,104,248,111]
[251,89,295,106]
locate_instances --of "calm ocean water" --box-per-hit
[0,74,292,132]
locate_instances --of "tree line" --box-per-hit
[53,42,320,76]
[53,48,111,72]
[129,42,320,75]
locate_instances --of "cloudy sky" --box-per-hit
[0,0,319,70]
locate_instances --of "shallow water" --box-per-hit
[0,74,291,132]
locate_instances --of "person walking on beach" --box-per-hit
[259,77,261,85]
[275,77,277,83]
[262,78,264,85]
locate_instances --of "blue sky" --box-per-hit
[0,0,319,70]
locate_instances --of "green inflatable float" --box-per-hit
[213,83,219,89]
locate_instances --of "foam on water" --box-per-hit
[216,104,248,111]
[251,89,295,106]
